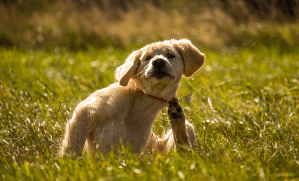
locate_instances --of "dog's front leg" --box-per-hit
[167,98,195,150]
[61,107,94,156]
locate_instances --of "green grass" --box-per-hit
[0,43,299,180]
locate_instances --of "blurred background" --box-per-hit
[0,0,299,50]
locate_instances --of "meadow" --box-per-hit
[1,0,299,180]
[1,40,299,180]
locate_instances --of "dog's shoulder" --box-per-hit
[73,83,140,119]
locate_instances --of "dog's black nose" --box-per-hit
[152,59,166,68]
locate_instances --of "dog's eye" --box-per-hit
[166,53,175,59]
[144,55,152,61]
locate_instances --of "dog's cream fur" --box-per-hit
[61,39,205,155]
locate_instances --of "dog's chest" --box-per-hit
[92,97,165,153]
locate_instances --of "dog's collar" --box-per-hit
[139,90,167,103]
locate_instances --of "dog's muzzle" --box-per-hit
[151,59,170,79]
[152,59,166,69]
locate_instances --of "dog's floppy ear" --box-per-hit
[171,39,205,77]
[115,50,142,86]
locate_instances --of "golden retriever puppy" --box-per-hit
[61,39,205,156]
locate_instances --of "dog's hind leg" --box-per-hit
[147,98,195,152]
[147,132,169,153]
[166,98,195,151]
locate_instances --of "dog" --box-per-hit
[61,39,205,156]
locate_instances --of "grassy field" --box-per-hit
[1,1,299,179]
[0,38,299,180]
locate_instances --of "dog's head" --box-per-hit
[115,39,205,99]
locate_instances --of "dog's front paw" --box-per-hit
[167,98,185,122]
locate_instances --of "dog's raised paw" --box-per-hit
[167,98,184,121]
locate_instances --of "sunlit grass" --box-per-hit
[1,43,299,180]
[2,1,299,51]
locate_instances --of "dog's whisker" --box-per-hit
[132,65,148,78]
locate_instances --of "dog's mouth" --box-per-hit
[152,70,171,79]
[143,63,175,80]
[151,69,174,80]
